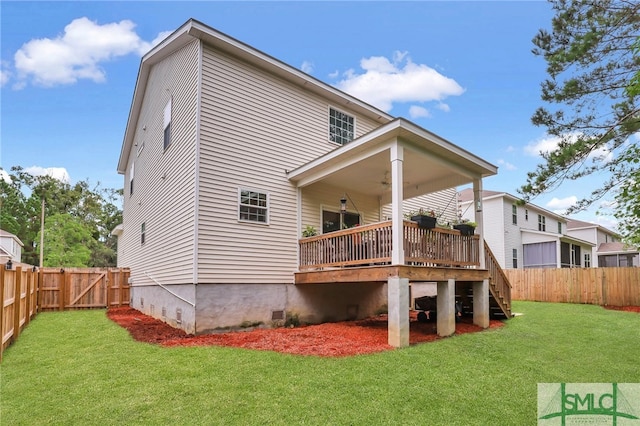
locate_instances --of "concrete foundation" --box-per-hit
[473,279,490,328]
[387,276,410,348]
[436,279,456,337]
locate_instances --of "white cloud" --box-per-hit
[24,166,70,183]
[409,105,431,119]
[496,159,516,171]
[0,169,11,183]
[524,135,562,157]
[13,17,170,88]
[333,50,464,112]
[546,195,578,211]
[524,132,614,164]
[436,103,450,112]
[301,60,314,74]
[0,61,10,87]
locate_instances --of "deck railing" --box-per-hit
[299,220,480,270]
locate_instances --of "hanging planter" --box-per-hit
[411,214,437,229]
[453,223,476,236]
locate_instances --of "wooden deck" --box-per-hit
[299,220,480,270]
[297,221,512,318]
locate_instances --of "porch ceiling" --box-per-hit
[287,119,497,202]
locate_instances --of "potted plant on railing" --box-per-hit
[408,208,437,229]
[302,225,318,237]
[453,219,477,236]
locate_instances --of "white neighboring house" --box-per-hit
[458,189,593,269]
[566,219,639,267]
[114,19,504,344]
[0,229,23,265]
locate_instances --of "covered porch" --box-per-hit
[287,118,505,347]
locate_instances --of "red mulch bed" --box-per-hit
[603,305,640,313]
[107,307,505,357]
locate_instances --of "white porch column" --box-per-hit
[473,279,490,328]
[473,179,485,268]
[390,143,405,265]
[436,279,456,337]
[387,276,409,348]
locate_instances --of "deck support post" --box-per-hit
[387,276,409,348]
[473,279,490,328]
[437,279,456,337]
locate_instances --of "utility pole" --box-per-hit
[39,197,44,268]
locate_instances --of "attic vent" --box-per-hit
[162,307,166,319]
[176,308,182,325]
[271,310,284,321]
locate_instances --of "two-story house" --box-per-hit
[567,219,639,267]
[458,189,593,269]
[0,229,23,266]
[114,19,509,347]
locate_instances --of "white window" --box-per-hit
[538,214,546,232]
[129,161,135,195]
[584,253,591,267]
[329,107,354,145]
[512,205,517,225]
[163,98,172,150]
[512,248,518,268]
[239,189,268,224]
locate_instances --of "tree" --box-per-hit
[0,167,122,266]
[520,0,640,242]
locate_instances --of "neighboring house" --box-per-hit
[567,219,639,267]
[0,229,23,264]
[115,19,507,347]
[458,189,593,269]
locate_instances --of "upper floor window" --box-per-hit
[129,161,135,196]
[558,222,562,234]
[525,209,529,221]
[329,107,354,145]
[512,205,518,225]
[538,214,546,232]
[141,222,146,245]
[163,98,172,150]
[239,189,268,224]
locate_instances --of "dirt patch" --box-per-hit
[107,307,504,357]
[603,305,640,313]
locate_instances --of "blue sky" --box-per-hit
[0,1,617,228]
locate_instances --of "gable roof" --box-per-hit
[566,218,620,238]
[0,229,24,247]
[287,118,497,201]
[118,18,393,174]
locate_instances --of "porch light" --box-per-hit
[340,197,347,213]
[6,259,12,270]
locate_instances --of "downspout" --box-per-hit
[193,39,203,326]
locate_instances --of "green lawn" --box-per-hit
[1,301,638,425]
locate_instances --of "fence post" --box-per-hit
[106,269,112,309]
[13,266,22,341]
[24,269,32,326]
[0,265,5,361]
[36,268,42,313]
[59,269,66,311]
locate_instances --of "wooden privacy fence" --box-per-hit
[505,267,640,306]
[1,265,130,361]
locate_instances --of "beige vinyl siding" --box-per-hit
[301,183,382,234]
[381,189,458,223]
[197,46,385,283]
[121,40,199,285]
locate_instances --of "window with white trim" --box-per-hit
[584,253,591,267]
[538,214,546,232]
[141,222,146,245]
[512,205,517,225]
[239,189,268,223]
[163,98,172,150]
[512,248,518,268]
[329,107,354,145]
[129,161,135,196]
